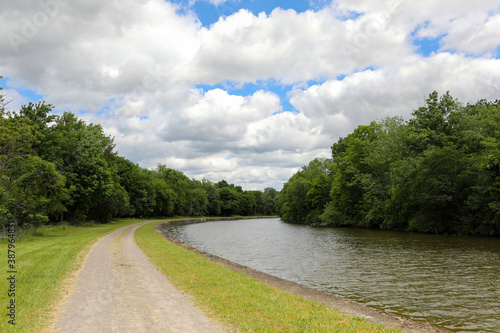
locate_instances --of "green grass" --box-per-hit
[135,220,401,333]
[0,218,158,333]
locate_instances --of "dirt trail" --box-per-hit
[54,222,227,333]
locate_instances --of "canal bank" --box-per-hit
[155,217,449,333]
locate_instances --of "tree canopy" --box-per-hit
[279,92,500,236]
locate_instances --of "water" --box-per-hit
[165,218,500,332]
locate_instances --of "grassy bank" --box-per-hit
[0,218,156,333]
[135,220,400,333]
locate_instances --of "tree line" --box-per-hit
[280,92,500,236]
[0,81,280,229]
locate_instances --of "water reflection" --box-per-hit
[166,218,500,333]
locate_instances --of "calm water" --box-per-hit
[165,218,500,332]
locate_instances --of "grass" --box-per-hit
[0,218,158,333]
[135,220,401,333]
[0,217,401,332]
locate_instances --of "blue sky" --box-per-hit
[177,0,314,26]
[1,0,499,190]
[0,77,38,97]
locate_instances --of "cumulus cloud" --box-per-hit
[290,53,500,139]
[161,88,280,143]
[179,7,412,84]
[0,0,499,190]
[0,0,200,111]
[440,12,500,56]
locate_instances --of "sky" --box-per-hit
[1,0,500,190]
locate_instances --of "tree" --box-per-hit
[203,179,222,216]
[305,174,332,223]
[157,166,196,216]
[0,111,68,228]
[407,91,459,152]
[190,187,209,216]
[280,175,311,223]
[32,112,119,223]
[239,191,258,216]
[324,123,382,227]
[0,79,275,226]
[219,187,240,216]
[403,146,472,233]
[261,187,279,215]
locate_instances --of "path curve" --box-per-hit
[54,222,227,333]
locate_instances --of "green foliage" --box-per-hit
[280,92,500,236]
[0,112,68,228]
[281,158,334,223]
[219,187,241,216]
[401,146,473,233]
[0,78,279,229]
[261,187,280,215]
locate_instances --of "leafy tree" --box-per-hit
[219,187,240,216]
[239,191,258,216]
[29,111,119,223]
[280,174,311,222]
[216,180,230,189]
[324,123,382,227]
[280,158,333,223]
[405,146,473,233]
[0,111,68,228]
[190,187,209,216]
[261,187,279,215]
[152,177,176,217]
[406,91,459,152]
[283,92,500,236]
[157,166,197,216]
[203,179,222,216]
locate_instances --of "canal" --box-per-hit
[165,218,500,332]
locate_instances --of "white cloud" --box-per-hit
[241,111,330,153]
[335,0,500,56]
[1,88,29,113]
[0,0,499,190]
[0,0,200,111]
[440,12,500,56]
[290,53,500,139]
[207,0,230,6]
[161,88,280,143]
[179,7,412,84]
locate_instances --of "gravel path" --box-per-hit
[54,222,227,333]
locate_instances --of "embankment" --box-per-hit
[155,217,450,333]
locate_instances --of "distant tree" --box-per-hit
[203,179,222,216]
[219,187,240,216]
[261,187,279,215]
[280,175,311,223]
[239,191,257,215]
[216,180,230,189]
